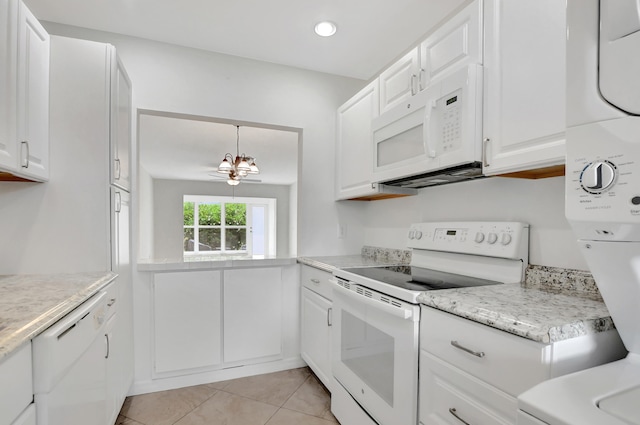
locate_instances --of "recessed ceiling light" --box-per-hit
[314,21,337,37]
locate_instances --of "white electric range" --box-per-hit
[330,221,529,425]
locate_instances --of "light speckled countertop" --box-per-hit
[0,272,117,361]
[418,283,614,344]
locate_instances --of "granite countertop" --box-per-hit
[138,256,297,271]
[0,272,117,361]
[419,282,614,344]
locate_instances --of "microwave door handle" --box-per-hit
[423,100,437,158]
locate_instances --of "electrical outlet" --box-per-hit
[337,224,346,239]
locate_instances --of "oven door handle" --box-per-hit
[331,281,416,321]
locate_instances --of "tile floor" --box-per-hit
[116,367,339,425]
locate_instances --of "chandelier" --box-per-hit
[217,126,259,185]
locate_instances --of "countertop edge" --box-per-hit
[0,272,117,361]
[138,257,297,272]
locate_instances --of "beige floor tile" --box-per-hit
[321,410,339,424]
[282,374,331,418]
[174,391,278,425]
[223,367,311,406]
[119,384,218,425]
[115,415,145,425]
[266,408,339,425]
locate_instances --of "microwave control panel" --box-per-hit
[438,89,462,153]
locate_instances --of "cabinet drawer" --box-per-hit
[0,342,33,425]
[301,265,333,300]
[420,307,549,396]
[419,351,515,425]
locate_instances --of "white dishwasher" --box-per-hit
[33,291,108,425]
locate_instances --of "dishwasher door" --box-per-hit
[33,291,108,425]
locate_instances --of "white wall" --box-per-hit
[359,176,588,270]
[151,179,292,258]
[138,166,154,259]
[42,22,368,258]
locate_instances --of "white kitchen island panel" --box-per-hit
[153,270,222,374]
[223,267,283,364]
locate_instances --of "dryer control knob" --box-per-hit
[474,232,485,243]
[501,233,512,245]
[487,233,498,244]
[580,160,616,194]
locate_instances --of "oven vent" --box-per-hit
[380,296,403,309]
[356,287,364,295]
[364,289,373,298]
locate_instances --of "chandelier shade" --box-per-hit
[217,126,259,185]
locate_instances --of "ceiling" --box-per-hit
[139,113,299,185]
[24,0,468,80]
[25,0,468,185]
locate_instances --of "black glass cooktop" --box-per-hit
[339,266,501,292]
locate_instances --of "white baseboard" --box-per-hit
[128,357,308,396]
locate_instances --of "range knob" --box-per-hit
[487,233,498,244]
[414,230,423,240]
[501,233,512,245]
[580,160,616,194]
[474,232,485,243]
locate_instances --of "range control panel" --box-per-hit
[407,221,529,260]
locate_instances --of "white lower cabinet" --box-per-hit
[153,271,222,375]
[0,342,33,425]
[223,267,283,364]
[152,267,290,377]
[300,265,333,390]
[419,307,626,425]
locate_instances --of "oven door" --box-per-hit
[331,280,420,425]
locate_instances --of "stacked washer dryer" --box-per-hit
[517,1,640,424]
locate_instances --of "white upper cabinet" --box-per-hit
[110,56,132,191]
[336,79,379,200]
[420,0,482,87]
[379,49,420,115]
[482,0,566,176]
[0,0,17,173]
[379,0,482,116]
[0,0,49,181]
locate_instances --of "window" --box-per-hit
[183,195,276,257]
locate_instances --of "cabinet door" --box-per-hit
[483,0,566,176]
[153,271,223,374]
[379,48,420,114]
[301,287,332,391]
[16,2,49,180]
[336,79,379,200]
[105,313,119,425]
[111,189,134,399]
[223,267,282,364]
[111,55,132,190]
[420,0,482,87]
[0,0,17,172]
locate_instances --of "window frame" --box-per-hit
[183,195,276,257]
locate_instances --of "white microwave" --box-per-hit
[372,64,483,187]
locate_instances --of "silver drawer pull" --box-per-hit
[310,278,320,284]
[451,340,485,358]
[449,408,471,425]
